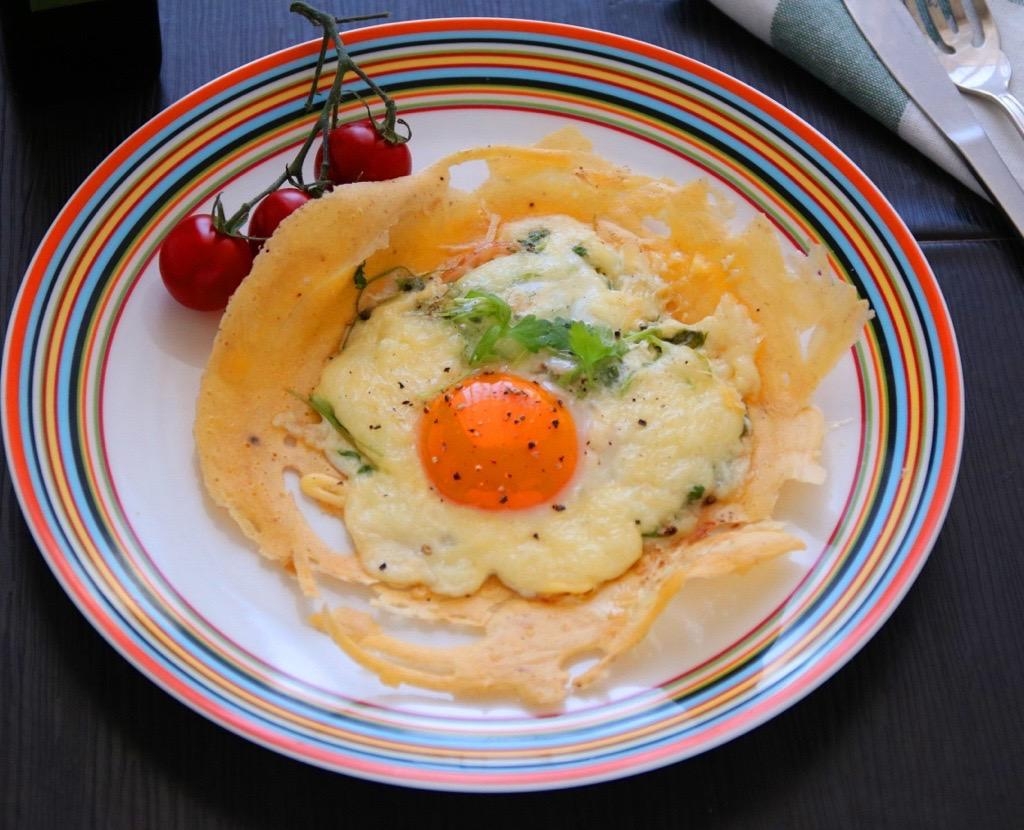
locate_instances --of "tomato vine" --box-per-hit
[160,2,412,310]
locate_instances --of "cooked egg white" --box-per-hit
[313,217,753,597]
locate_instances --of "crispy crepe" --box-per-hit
[195,130,871,705]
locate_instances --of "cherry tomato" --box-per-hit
[247,187,311,254]
[159,214,254,311]
[314,119,412,185]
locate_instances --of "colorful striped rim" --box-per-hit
[0,19,962,791]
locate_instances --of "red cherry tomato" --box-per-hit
[159,214,254,311]
[247,187,311,254]
[314,119,412,185]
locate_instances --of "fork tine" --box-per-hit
[903,0,929,34]
[923,0,953,47]
[946,0,970,32]
[969,0,1000,45]
[903,1,926,40]
[905,0,950,48]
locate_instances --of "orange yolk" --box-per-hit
[419,372,579,510]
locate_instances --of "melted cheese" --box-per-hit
[315,218,752,597]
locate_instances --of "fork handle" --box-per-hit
[992,91,1024,142]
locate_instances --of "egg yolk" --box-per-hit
[419,372,579,510]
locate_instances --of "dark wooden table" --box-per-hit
[2,1,1021,827]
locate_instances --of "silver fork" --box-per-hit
[905,0,1024,139]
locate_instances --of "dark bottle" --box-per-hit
[0,0,162,98]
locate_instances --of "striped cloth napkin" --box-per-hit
[708,0,1024,198]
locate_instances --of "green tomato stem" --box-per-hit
[216,4,397,235]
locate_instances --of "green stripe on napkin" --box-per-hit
[772,0,907,130]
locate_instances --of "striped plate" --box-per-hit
[1,19,963,791]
